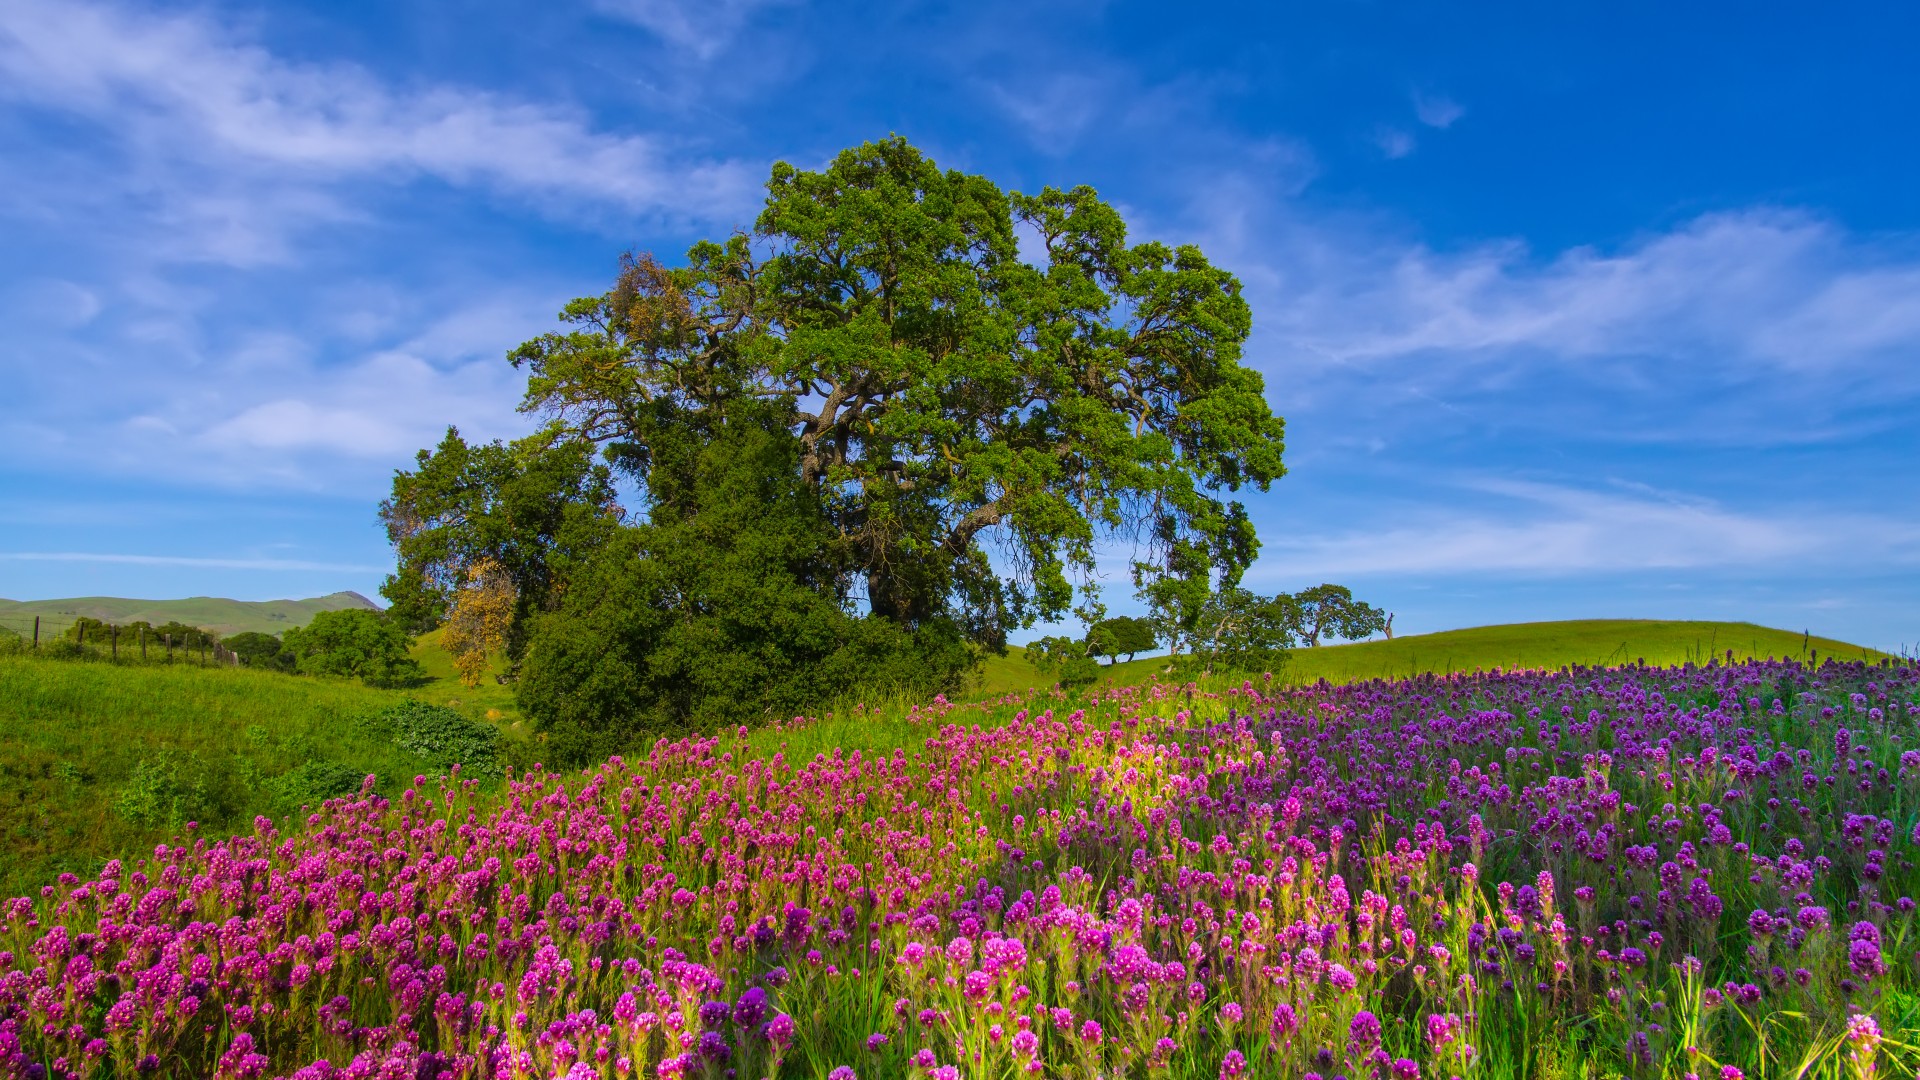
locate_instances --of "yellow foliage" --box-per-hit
[442,558,514,688]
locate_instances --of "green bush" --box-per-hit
[361,699,503,779]
[115,749,224,828]
[224,631,295,672]
[0,628,23,657]
[284,609,425,687]
[38,638,88,660]
[268,760,370,808]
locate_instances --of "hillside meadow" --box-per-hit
[0,653,535,897]
[974,619,1895,696]
[0,592,377,640]
[0,618,1890,900]
[5,651,1920,1078]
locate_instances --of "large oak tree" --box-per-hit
[509,137,1283,635]
[383,137,1286,743]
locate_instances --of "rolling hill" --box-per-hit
[973,618,1896,696]
[0,591,379,639]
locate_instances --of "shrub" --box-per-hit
[516,423,970,763]
[361,699,503,779]
[0,628,23,656]
[283,609,425,687]
[38,638,88,660]
[268,760,369,808]
[223,631,295,672]
[114,749,222,828]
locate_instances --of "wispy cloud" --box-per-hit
[1412,91,1465,129]
[0,0,757,252]
[1,283,550,490]
[1373,126,1416,159]
[591,0,791,61]
[1250,479,1920,580]
[0,552,387,572]
[986,73,1112,149]
[1267,210,1920,380]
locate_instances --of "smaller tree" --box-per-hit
[283,609,424,687]
[1182,588,1299,676]
[1027,635,1100,689]
[441,557,516,688]
[1086,616,1157,664]
[222,631,294,672]
[151,621,217,650]
[65,616,115,645]
[1291,584,1389,646]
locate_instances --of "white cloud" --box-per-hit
[1249,479,1920,580]
[987,73,1111,148]
[0,552,386,572]
[2,279,102,327]
[1412,91,1465,129]
[0,0,757,237]
[592,0,790,60]
[0,284,549,491]
[1222,208,1920,386]
[1373,126,1416,159]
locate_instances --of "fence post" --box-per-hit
[112,625,118,661]
[140,626,147,660]
[32,616,38,650]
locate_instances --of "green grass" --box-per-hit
[0,615,1888,899]
[972,618,1893,697]
[407,626,528,726]
[1277,618,1891,683]
[0,591,377,639]
[0,653,527,896]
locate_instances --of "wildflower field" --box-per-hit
[6,657,1920,1079]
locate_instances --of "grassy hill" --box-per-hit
[975,619,1893,696]
[0,614,1891,896]
[0,591,378,639]
[0,653,533,896]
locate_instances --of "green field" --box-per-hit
[0,615,1891,898]
[973,618,1893,695]
[0,590,377,639]
[0,652,532,896]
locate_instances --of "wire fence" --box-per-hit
[13,615,244,666]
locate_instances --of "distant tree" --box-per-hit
[150,621,217,650]
[222,631,293,672]
[64,616,113,645]
[1292,584,1389,646]
[282,609,424,687]
[1179,588,1300,676]
[1086,615,1157,664]
[1027,635,1100,689]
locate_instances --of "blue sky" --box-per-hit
[2,0,1918,650]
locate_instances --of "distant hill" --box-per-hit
[0,591,379,639]
[971,618,1895,696]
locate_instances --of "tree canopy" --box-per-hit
[506,136,1283,643]
[1086,615,1157,663]
[282,609,424,687]
[1292,583,1389,646]
[380,137,1287,752]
